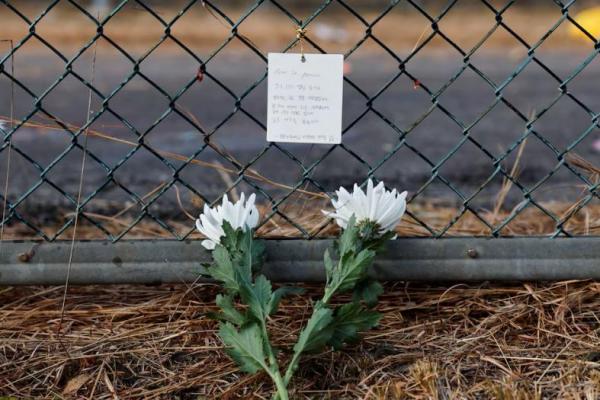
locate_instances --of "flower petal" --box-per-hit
[195,192,262,249]
[325,180,407,234]
[201,239,217,250]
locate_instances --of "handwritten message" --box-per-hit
[267,53,343,144]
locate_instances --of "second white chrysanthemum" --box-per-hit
[196,193,260,250]
[323,179,407,234]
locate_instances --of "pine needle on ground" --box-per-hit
[1,281,600,398]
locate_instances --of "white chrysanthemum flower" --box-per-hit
[196,193,260,250]
[323,179,407,233]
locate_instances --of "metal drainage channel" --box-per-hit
[0,238,598,285]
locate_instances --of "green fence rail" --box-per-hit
[1,0,600,241]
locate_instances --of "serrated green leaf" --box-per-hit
[324,216,379,300]
[238,274,273,322]
[353,280,384,308]
[250,238,266,274]
[207,246,240,293]
[219,322,269,374]
[215,294,246,325]
[337,216,359,257]
[238,228,265,275]
[219,222,265,276]
[362,230,396,252]
[238,228,254,278]
[329,248,375,295]
[327,303,381,350]
[220,222,244,260]
[293,305,334,354]
[254,275,273,305]
[268,286,305,315]
[220,220,242,250]
[250,275,271,318]
[220,222,252,279]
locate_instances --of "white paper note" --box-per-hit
[267,53,343,144]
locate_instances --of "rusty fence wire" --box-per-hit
[1,0,600,241]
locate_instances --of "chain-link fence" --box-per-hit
[1,0,600,242]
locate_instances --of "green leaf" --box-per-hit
[219,221,265,276]
[245,275,272,320]
[329,248,376,295]
[237,276,304,321]
[254,275,273,307]
[220,222,252,279]
[324,216,379,300]
[237,274,278,322]
[237,228,254,278]
[337,216,359,257]
[207,246,240,293]
[293,305,334,354]
[220,220,242,250]
[362,230,396,253]
[268,287,305,315]
[215,294,246,326]
[250,238,266,274]
[218,322,269,374]
[208,222,267,297]
[239,228,266,275]
[327,303,381,350]
[353,280,384,308]
[324,249,335,283]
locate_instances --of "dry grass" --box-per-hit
[3,198,600,240]
[2,281,600,398]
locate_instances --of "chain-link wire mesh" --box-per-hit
[1,0,600,241]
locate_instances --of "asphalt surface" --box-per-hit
[2,49,600,218]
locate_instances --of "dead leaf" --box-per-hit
[62,373,90,395]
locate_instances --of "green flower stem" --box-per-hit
[271,373,289,400]
[257,353,286,400]
[283,341,305,385]
[260,321,289,400]
[284,219,384,386]
[283,282,337,385]
[321,279,340,305]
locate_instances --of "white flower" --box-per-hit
[196,193,260,250]
[323,179,407,233]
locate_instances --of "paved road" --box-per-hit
[1,49,599,217]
